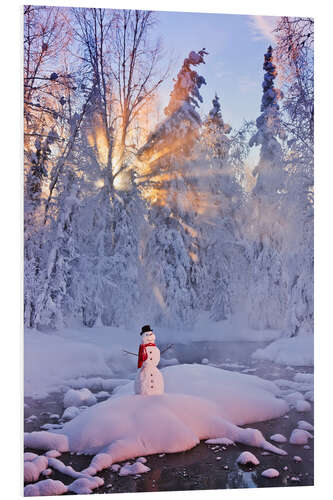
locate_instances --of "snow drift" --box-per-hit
[252,335,314,366]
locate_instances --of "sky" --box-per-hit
[153,11,279,165]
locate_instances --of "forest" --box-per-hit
[24,7,314,339]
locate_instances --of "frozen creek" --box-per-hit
[24,341,314,494]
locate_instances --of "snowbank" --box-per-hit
[252,335,313,366]
[24,329,113,398]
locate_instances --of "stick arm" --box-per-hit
[122,349,138,357]
[160,344,174,355]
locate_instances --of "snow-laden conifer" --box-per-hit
[249,45,286,198]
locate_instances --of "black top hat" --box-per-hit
[140,325,153,335]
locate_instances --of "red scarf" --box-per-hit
[138,343,156,368]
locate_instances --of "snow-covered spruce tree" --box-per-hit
[245,45,289,331]
[193,94,249,321]
[204,93,232,161]
[246,44,313,337]
[137,49,208,327]
[249,45,286,198]
[32,170,80,329]
[138,49,208,162]
[141,204,197,327]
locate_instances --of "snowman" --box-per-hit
[134,325,164,396]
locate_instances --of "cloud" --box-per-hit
[248,16,279,44]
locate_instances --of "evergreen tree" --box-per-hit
[244,46,289,331]
[249,46,286,199]
[137,50,209,327]
[195,95,248,321]
[32,171,80,329]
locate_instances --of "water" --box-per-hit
[24,340,314,492]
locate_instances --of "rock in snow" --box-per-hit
[295,400,312,412]
[289,429,313,445]
[236,451,260,466]
[63,388,97,408]
[261,468,280,478]
[62,406,81,421]
[270,433,287,443]
[119,462,151,476]
[297,420,313,431]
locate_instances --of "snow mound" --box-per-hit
[261,468,279,478]
[113,364,288,426]
[24,364,288,480]
[62,406,81,421]
[270,433,287,443]
[289,429,313,445]
[68,476,104,495]
[236,451,260,465]
[297,420,313,431]
[295,400,311,412]
[64,388,97,408]
[24,479,67,496]
[24,455,48,482]
[119,462,151,476]
[304,390,314,402]
[252,336,313,367]
[285,392,304,405]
